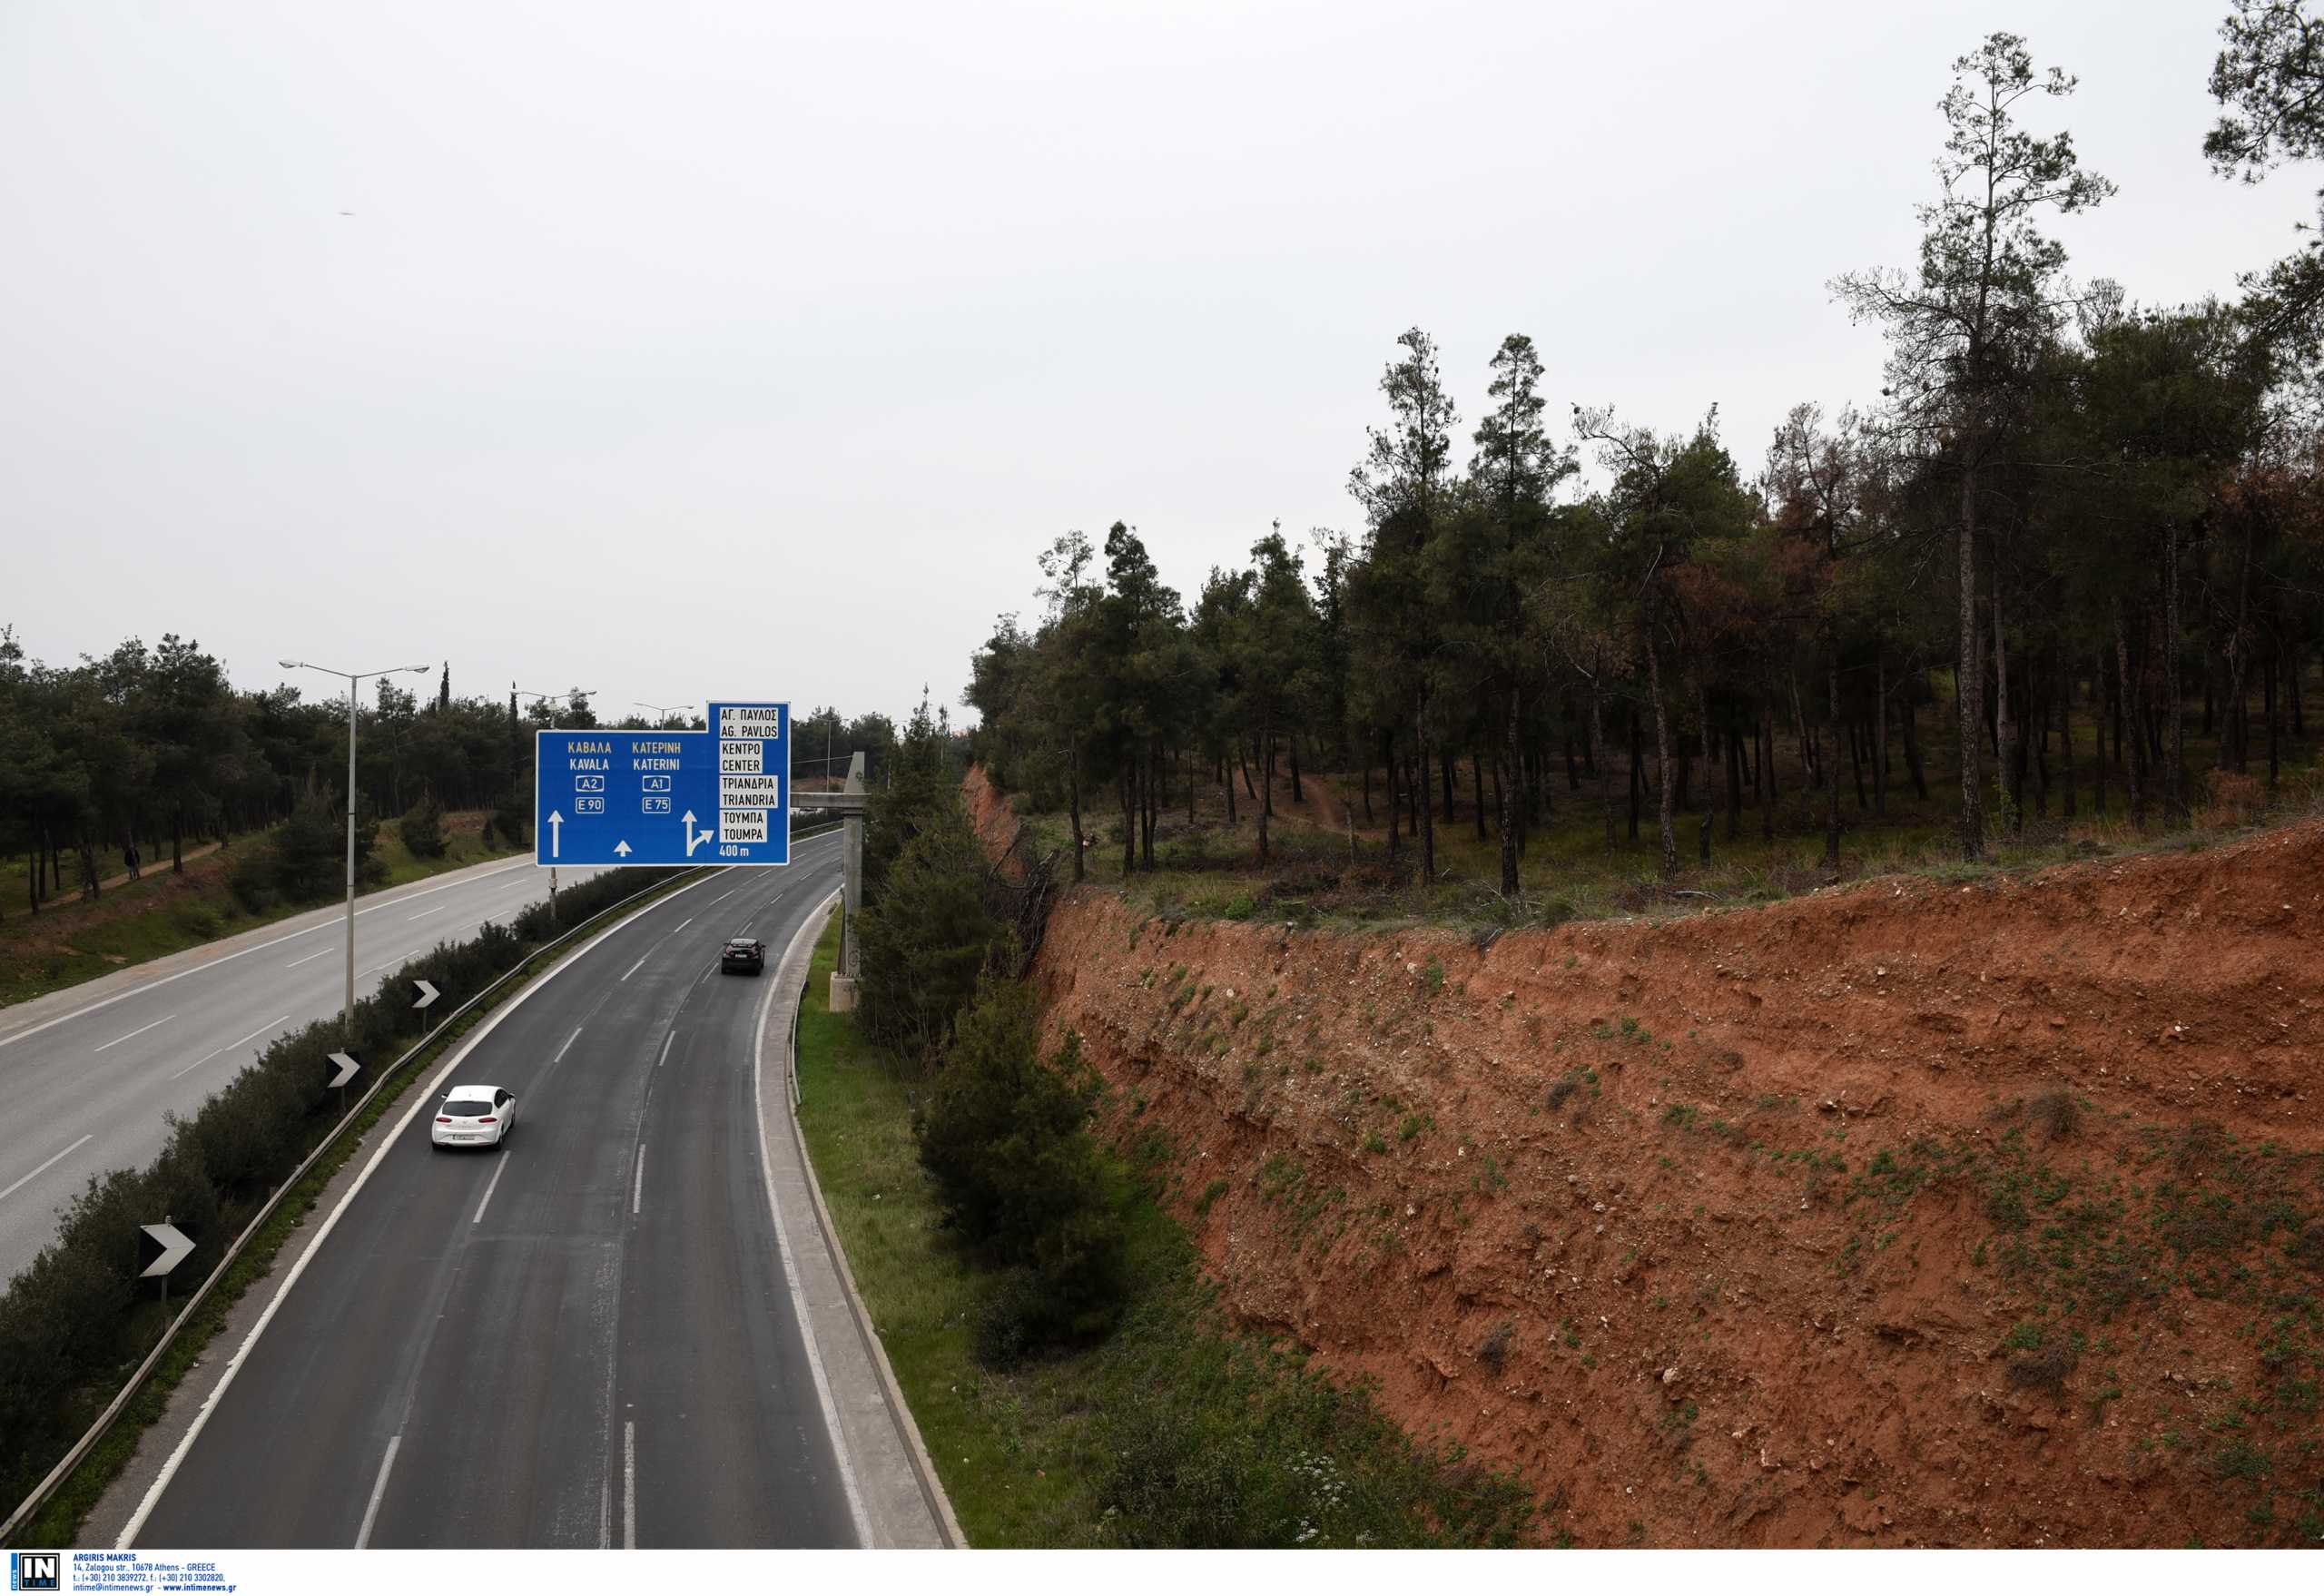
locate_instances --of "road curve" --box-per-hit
[0,855,607,1286]
[123,837,859,1547]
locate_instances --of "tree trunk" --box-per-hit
[1068,751,1085,883]
[1874,653,1888,818]
[1257,724,1274,862]
[1761,701,1777,842]
[2166,523,2188,824]
[1725,712,1743,842]
[2058,667,2076,820]
[1415,696,1435,883]
[1698,684,1714,865]
[1289,734,1304,805]
[2092,649,2108,816]
[2266,650,2280,793]
[1591,678,1616,852]
[1824,658,1843,873]
[1384,731,1399,859]
[1499,690,1521,895]
[2117,608,2147,831]
[1956,460,1985,859]
[1993,587,2017,836]
[1644,630,1678,879]
[1627,709,1643,843]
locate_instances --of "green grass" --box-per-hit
[0,814,526,1007]
[793,915,1538,1547]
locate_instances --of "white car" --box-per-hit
[430,1084,517,1150]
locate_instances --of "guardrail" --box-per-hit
[3,823,844,1543]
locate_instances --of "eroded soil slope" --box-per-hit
[1029,820,2324,1546]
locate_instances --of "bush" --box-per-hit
[916,979,1127,1361]
[856,797,1003,1059]
[226,846,277,912]
[399,794,447,859]
[492,789,529,850]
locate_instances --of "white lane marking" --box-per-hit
[556,1026,583,1062]
[0,1134,94,1204]
[706,888,736,908]
[405,905,445,921]
[598,1481,611,1551]
[169,1015,290,1080]
[93,1014,174,1054]
[472,1156,510,1225]
[619,957,646,982]
[285,947,334,970]
[670,917,693,935]
[355,1433,400,1549]
[748,901,873,1547]
[623,1420,636,1550]
[655,1032,675,1069]
[114,888,674,1549]
[631,1147,645,1216]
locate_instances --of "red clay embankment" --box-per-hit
[1019,805,2324,1546]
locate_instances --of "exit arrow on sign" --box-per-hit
[326,1051,360,1089]
[412,979,438,1010]
[139,1222,193,1278]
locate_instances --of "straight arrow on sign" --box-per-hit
[547,810,564,861]
[412,979,439,1010]
[139,1222,193,1279]
[326,1051,360,1089]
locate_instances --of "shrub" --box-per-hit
[916,979,1126,1361]
[399,794,447,860]
[226,846,278,912]
[857,798,1003,1059]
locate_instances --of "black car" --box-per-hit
[719,936,766,975]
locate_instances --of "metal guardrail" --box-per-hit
[3,825,845,1543]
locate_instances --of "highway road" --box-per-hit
[119,839,859,1547]
[0,853,609,1286]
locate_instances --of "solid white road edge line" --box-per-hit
[354,1434,399,1549]
[116,882,707,1549]
[749,900,874,1548]
[0,857,547,1054]
[0,1135,94,1204]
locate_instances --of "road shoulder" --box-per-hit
[753,894,961,1550]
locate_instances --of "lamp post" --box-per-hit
[281,658,433,1040]
[633,701,694,729]
[517,687,596,911]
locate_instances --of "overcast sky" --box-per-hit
[0,2,2307,725]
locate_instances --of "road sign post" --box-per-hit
[140,1219,192,1313]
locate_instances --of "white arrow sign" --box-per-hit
[547,810,564,861]
[682,811,713,857]
[140,1222,193,1279]
[613,840,632,858]
[412,979,438,1010]
[326,1051,360,1089]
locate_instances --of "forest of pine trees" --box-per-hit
[967,25,2324,898]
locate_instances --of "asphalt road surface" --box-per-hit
[123,841,856,1548]
[0,854,613,1286]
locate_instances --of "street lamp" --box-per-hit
[281,658,432,1040]
[633,701,694,728]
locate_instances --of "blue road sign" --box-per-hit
[535,701,789,868]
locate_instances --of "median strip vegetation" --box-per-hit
[790,707,1533,1546]
[0,862,703,1542]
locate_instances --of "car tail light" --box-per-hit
[477,1116,497,1124]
